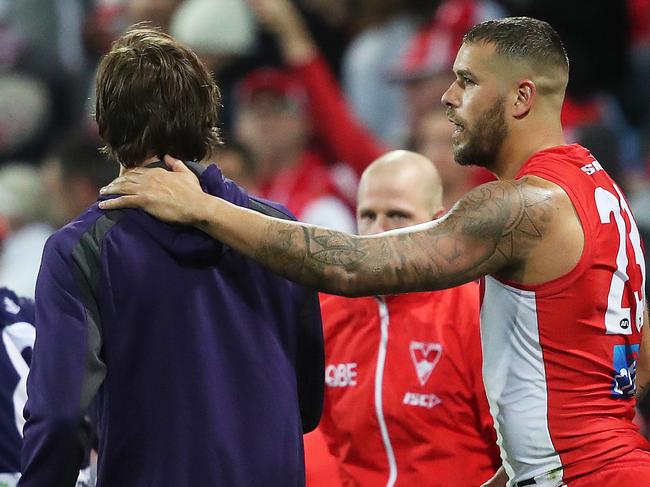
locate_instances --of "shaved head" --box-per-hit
[463,17,569,100]
[357,150,443,235]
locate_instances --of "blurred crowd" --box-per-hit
[0,0,649,433]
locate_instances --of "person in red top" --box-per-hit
[100,17,650,487]
[235,0,389,232]
[310,149,499,486]
[234,68,356,232]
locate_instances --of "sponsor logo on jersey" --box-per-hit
[580,159,604,175]
[3,296,20,315]
[611,343,639,399]
[402,392,441,409]
[325,362,358,387]
[409,341,442,386]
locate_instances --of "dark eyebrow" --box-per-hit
[455,68,475,80]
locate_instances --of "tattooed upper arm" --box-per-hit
[252,178,555,297]
[415,177,555,288]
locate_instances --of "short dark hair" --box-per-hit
[95,25,222,168]
[463,17,569,72]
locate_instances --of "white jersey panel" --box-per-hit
[481,276,563,485]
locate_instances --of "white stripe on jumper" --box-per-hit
[375,298,398,487]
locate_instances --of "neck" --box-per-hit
[492,116,565,180]
[119,155,160,175]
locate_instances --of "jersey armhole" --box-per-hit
[494,168,595,297]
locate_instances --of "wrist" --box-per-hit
[190,193,223,230]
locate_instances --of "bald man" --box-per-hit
[306,150,499,486]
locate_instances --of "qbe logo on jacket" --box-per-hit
[325,363,358,387]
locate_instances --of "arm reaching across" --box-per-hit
[99,156,555,296]
[247,0,317,65]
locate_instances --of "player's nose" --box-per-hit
[441,82,459,107]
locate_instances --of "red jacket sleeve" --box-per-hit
[291,56,387,177]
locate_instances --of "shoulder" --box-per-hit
[248,196,297,222]
[448,178,558,242]
[42,207,124,268]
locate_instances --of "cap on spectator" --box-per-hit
[169,0,255,56]
[236,68,308,110]
[387,23,457,82]
[387,0,490,82]
[0,73,51,158]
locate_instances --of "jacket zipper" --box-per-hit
[375,298,397,486]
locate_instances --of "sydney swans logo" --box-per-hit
[409,342,442,386]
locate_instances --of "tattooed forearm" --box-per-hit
[250,178,554,296]
[303,227,368,267]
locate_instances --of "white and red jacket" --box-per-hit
[312,284,500,487]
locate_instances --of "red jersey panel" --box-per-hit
[312,284,500,487]
[481,144,649,486]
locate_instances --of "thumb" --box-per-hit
[163,154,192,174]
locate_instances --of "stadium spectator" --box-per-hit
[41,130,117,228]
[249,0,492,209]
[100,17,650,487]
[386,0,504,136]
[8,0,99,148]
[0,73,52,164]
[169,0,256,73]
[308,150,499,486]
[343,0,504,145]
[239,0,393,231]
[19,26,324,487]
[234,66,356,231]
[0,164,53,298]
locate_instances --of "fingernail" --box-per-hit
[98,201,106,209]
[99,186,106,194]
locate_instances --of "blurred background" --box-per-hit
[0,0,648,433]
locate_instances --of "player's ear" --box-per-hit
[513,80,535,119]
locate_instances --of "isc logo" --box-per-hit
[325,363,358,387]
[403,392,441,409]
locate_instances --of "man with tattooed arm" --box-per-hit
[101,17,650,487]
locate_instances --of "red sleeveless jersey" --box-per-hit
[480,144,649,485]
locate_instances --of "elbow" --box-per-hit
[23,407,87,445]
[321,267,366,297]
[26,413,78,437]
